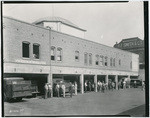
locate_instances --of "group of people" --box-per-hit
[44,83,52,99]
[44,81,78,99]
[84,81,95,93]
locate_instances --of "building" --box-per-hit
[3,16,139,95]
[114,37,145,81]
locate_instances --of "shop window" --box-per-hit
[84,53,88,65]
[57,48,62,61]
[75,51,79,61]
[89,53,92,65]
[100,56,103,66]
[95,55,99,65]
[113,58,115,67]
[51,46,55,61]
[22,42,30,58]
[33,44,40,59]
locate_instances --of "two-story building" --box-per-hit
[3,16,139,95]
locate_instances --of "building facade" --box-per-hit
[3,16,139,94]
[114,37,145,81]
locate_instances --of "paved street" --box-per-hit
[4,88,145,116]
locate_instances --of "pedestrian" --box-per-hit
[101,81,105,93]
[85,81,87,93]
[112,82,115,90]
[44,83,48,99]
[99,81,102,92]
[92,82,95,91]
[61,83,66,98]
[105,82,108,90]
[88,81,92,92]
[97,81,100,92]
[142,81,145,91]
[48,83,52,98]
[69,82,73,97]
[118,81,121,90]
[134,81,137,88]
[74,81,77,95]
[123,81,126,89]
[56,83,60,97]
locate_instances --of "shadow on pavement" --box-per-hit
[116,104,145,117]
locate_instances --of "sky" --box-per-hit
[3,1,144,47]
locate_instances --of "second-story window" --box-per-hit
[51,46,55,61]
[119,59,121,66]
[57,48,62,61]
[75,51,79,61]
[100,56,103,66]
[22,42,30,58]
[33,44,40,59]
[89,53,92,65]
[95,55,99,65]
[104,56,108,66]
[110,58,113,67]
[130,61,132,69]
[84,53,88,65]
[113,58,115,67]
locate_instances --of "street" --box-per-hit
[4,88,145,116]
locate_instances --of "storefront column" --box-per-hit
[105,75,108,84]
[94,75,97,92]
[80,74,84,94]
[128,75,131,88]
[115,75,118,90]
[48,73,53,97]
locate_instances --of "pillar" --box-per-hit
[105,75,108,83]
[128,75,131,88]
[115,75,118,90]
[47,73,53,97]
[94,75,97,92]
[80,74,84,94]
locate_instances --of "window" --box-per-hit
[119,59,121,66]
[33,44,40,59]
[110,58,113,66]
[104,56,108,66]
[130,61,132,69]
[57,48,62,61]
[51,46,55,60]
[95,55,99,65]
[84,53,88,65]
[89,53,92,65]
[75,51,79,61]
[22,42,30,58]
[113,58,115,67]
[100,56,103,66]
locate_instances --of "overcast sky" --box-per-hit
[3,2,144,47]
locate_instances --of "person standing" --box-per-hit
[74,81,77,95]
[85,81,87,93]
[69,82,73,98]
[99,81,102,92]
[88,81,92,92]
[48,83,52,98]
[134,81,137,88]
[123,81,126,89]
[56,83,60,97]
[97,81,100,92]
[44,83,48,99]
[101,81,105,93]
[142,81,145,91]
[61,83,66,98]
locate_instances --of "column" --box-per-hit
[80,74,84,94]
[105,75,108,84]
[128,75,131,88]
[115,75,118,90]
[94,75,97,92]
[47,73,53,97]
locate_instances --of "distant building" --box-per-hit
[114,37,145,81]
